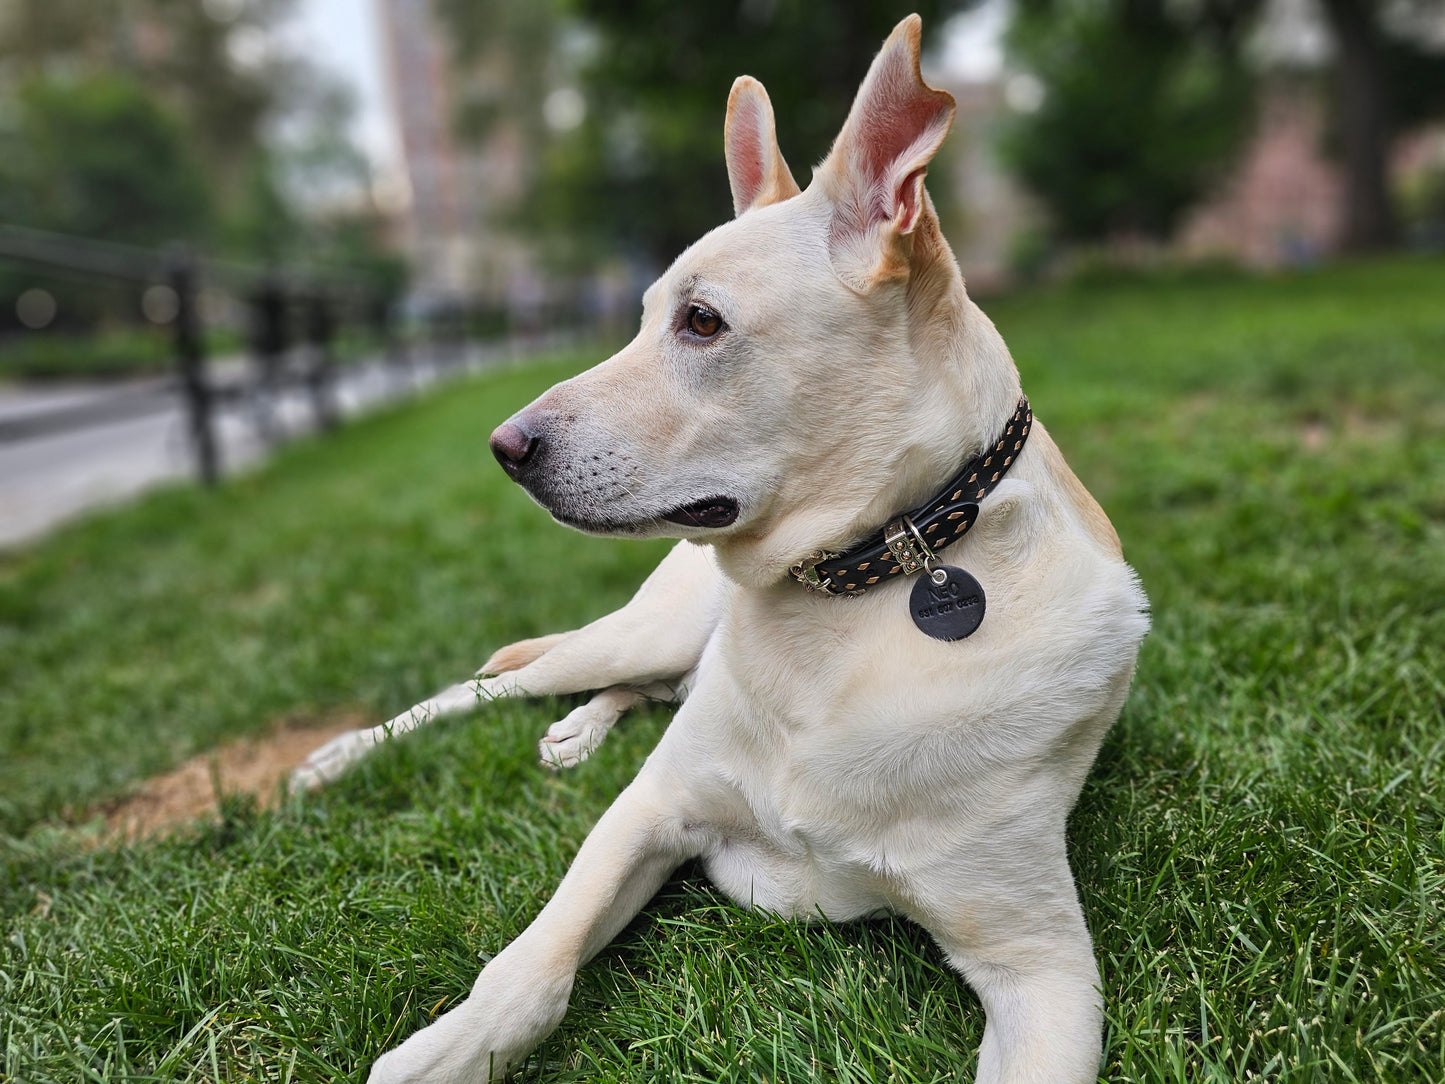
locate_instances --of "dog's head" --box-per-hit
[492,16,1019,585]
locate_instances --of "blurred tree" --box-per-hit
[223,153,302,263]
[317,212,411,304]
[1001,0,1257,243]
[0,75,213,246]
[1318,0,1393,249]
[261,72,410,291]
[0,0,406,336]
[272,79,375,214]
[1006,0,1445,252]
[1316,0,1445,251]
[0,0,363,262]
[435,0,963,268]
[0,0,288,197]
[0,74,214,332]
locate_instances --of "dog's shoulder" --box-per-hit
[965,417,1149,668]
[1021,420,1123,560]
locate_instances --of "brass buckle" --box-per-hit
[789,550,840,593]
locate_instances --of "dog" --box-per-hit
[294,16,1149,1082]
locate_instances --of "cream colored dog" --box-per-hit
[296,16,1148,1083]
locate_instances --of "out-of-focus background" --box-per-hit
[4,4,1445,1081]
[2,0,1443,544]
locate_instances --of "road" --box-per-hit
[0,344,531,550]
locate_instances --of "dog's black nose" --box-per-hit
[490,419,540,477]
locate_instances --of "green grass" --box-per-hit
[3,256,1443,1082]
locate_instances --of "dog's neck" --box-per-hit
[905,211,1023,459]
[715,218,1023,590]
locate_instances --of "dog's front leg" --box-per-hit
[293,542,721,789]
[367,769,695,1083]
[290,682,487,789]
[539,679,681,769]
[477,538,721,702]
[904,832,1103,1084]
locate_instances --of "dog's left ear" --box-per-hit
[725,76,801,217]
[819,14,956,290]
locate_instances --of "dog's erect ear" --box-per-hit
[820,14,956,289]
[725,76,801,217]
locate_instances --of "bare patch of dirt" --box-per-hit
[97,713,366,841]
[1301,418,1329,452]
[1297,408,1410,453]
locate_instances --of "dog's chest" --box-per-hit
[690,589,1014,855]
[688,550,1141,850]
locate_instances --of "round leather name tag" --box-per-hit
[909,566,986,641]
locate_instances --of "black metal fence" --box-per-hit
[0,224,425,484]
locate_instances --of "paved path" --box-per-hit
[0,377,175,442]
[0,342,538,550]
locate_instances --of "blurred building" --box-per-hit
[378,0,477,303]
[1181,0,1445,268]
[937,0,1445,277]
[937,77,1040,293]
[1180,81,1344,267]
[378,0,541,316]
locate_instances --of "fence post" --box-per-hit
[371,290,410,391]
[168,254,218,485]
[304,290,337,430]
[248,275,289,444]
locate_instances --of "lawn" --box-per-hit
[2,257,1442,1082]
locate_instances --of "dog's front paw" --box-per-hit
[538,700,614,770]
[368,947,573,1083]
[289,727,381,790]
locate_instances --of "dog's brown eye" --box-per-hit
[687,305,722,338]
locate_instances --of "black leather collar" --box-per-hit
[789,396,1032,596]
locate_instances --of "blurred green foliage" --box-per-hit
[1002,0,1255,242]
[1003,0,1445,249]
[0,0,406,357]
[0,325,253,381]
[0,0,404,269]
[439,0,1445,263]
[0,0,282,251]
[0,75,214,248]
[434,0,1265,262]
[438,1,967,268]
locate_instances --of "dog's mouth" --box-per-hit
[661,497,739,530]
[550,495,740,536]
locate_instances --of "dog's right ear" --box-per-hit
[724,76,801,217]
